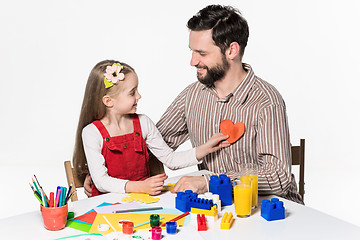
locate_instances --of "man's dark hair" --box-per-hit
[187,5,249,58]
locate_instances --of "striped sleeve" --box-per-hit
[156,85,191,150]
[257,104,292,196]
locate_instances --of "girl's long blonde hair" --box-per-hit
[73,60,135,178]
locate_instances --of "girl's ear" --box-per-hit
[102,95,113,107]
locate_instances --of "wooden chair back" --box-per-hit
[64,161,85,202]
[291,139,305,200]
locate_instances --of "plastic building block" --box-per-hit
[209,174,232,206]
[175,190,198,212]
[176,190,218,212]
[261,198,285,221]
[162,183,175,192]
[191,208,218,223]
[189,197,213,210]
[191,205,218,217]
[220,212,234,229]
[197,214,207,231]
[166,221,177,234]
[199,192,222,210]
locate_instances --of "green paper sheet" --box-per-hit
[66,220,92,232]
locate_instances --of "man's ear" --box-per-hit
[226,42,240,60]
[102,95,113,107]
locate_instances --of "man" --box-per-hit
[84,5,303,204]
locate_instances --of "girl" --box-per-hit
[73,60,229,196]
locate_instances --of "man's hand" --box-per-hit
[83,174,93,197]
[170,176,207,194]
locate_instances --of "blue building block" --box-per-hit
[175,190,198,212]
[175,190,214,212]
[261,198,285,221]
[189,198,213,210]
[208,174,232,206]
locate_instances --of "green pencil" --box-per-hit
[32,178,40,194]
[34,192,43,205]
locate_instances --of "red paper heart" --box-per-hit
[220,119,245,144]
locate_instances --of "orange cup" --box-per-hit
[40,204,68,231]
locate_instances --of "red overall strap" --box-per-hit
[131,114,144,152]
[92,120,111,139]
[92,120,112,153]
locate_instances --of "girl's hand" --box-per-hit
[83,174,93,197]
[195,133,230,160]
[125,173,168,195]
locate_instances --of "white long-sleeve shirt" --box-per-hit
[82,114,200,193]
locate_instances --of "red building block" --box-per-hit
[197,214,207,231]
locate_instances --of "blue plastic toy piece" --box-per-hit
[261,198,285,221]
[208,174,232,206]
[175,190,215,212]
[175,190,198,212]
[189,198,213,210]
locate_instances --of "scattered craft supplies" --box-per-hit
[29,175,75,207]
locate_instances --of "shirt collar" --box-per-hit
[200,63,256,104]
[231,63,255,104]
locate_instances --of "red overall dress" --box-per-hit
[91,114,150,196]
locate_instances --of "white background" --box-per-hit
[1,0,359,228]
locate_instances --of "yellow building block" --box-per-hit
[190,205,218,217]
[161,183,175,192]
[220,212,234,230]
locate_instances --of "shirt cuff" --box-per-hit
[203,173,212,192]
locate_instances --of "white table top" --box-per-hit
[1,170,360,240]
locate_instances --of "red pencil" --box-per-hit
[49,192,54,207]
[160,212,189,227]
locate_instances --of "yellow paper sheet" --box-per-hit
[122,193,160,204]
[89,213,185,234]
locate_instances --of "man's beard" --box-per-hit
[197,55,230,88]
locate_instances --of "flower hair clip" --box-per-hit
[104,63,125,88]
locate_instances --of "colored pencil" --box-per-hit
[34,175,49,206]
[113,207,163,214]
[33,192,43,205]
[39,188,46,207]
[49,192,54,208]
[33,175,41,186]
[29,183,41,199]
[60,187,65,207]
[55,186,61,207]
[62,187,67,206]
[32,178,40,194]
[65,184,72,203]
[134,216,165,228]
[43,192,48,207]
[160,212,189,227]
[66,190,76,204]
